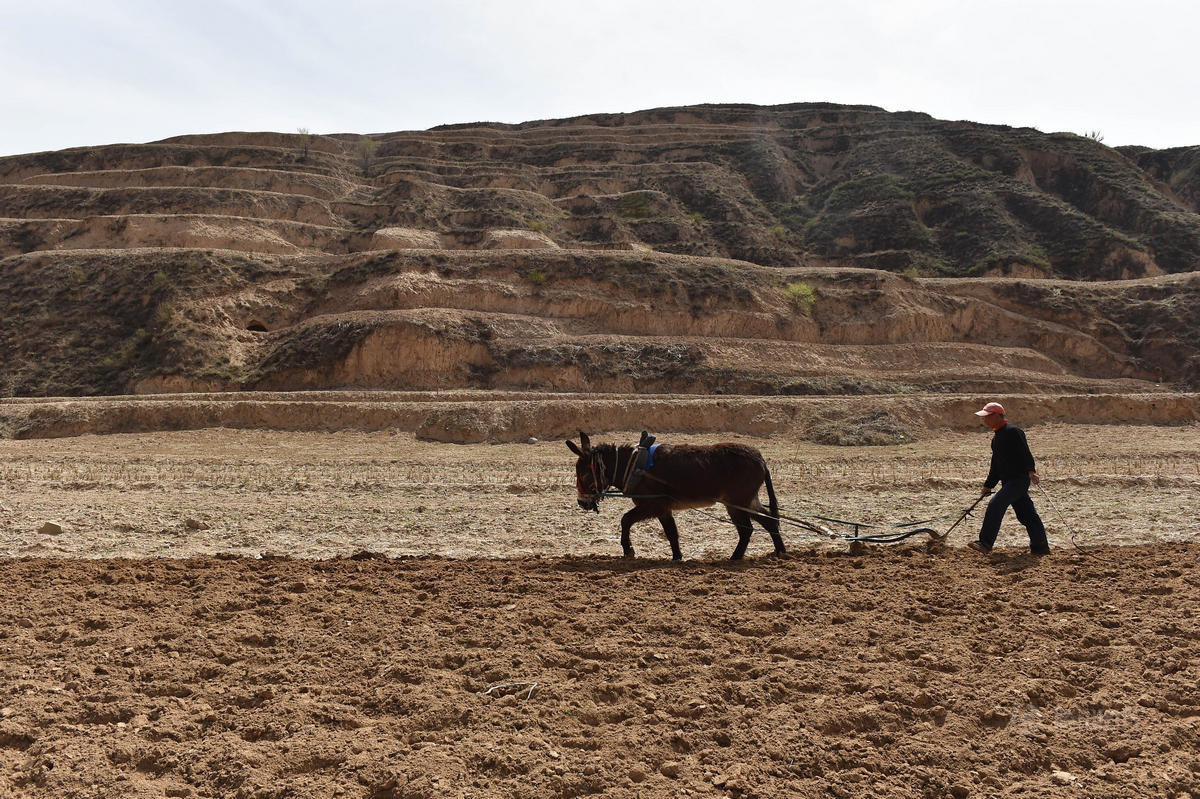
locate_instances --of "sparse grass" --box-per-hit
[102,328,148,370]
[618,192,653,219]
[820,174,915,211]
[808,410,912,446]
[152,302,176,327]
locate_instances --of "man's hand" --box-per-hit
[981,486,993,497]
[1030,471,1040,486]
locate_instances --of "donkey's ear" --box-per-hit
[566,439,583,457]
[579,431,591,450]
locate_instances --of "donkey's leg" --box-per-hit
[727,507,754,561]
[658,513,682,561]
[750,498,786,555]
[620,505,656,558]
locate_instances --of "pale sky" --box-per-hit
[1,0,1196,157]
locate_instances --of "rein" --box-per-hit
[1037,482,1115,561]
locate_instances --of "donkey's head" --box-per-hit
[566,431,603,512]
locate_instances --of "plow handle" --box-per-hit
[940,493,989,539]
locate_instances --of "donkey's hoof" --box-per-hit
[623,549,636,559]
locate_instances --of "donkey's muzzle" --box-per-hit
[578,497,599,513]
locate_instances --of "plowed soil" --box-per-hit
[2,425,1199,797]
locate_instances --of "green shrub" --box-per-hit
[769,225,788,240]
[296,127,313,161]
[783,281,816,315]
[357,137,379,177]
[526,269,548,286]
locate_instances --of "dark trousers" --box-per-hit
[979,474,1049,553]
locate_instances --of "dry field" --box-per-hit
[1,423,1198,798]
[2,424,1197,559]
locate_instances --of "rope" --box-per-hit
[598,488,959,545]
[625,466,962,539]
[679,502,947,544]
[1037,482,1115,562]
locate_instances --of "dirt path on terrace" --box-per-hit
[1,548,1197,798]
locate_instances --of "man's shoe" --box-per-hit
[967,540,993,554]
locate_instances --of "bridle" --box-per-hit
[577,448,613,511]
[577,446,648,511]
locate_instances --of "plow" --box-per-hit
[597,487,987,548]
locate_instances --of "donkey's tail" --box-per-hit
[764,465,779,521]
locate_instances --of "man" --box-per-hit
[968,402,1050,556]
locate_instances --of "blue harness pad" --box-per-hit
[646,443,660,469]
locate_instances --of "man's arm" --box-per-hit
[983,443,1000,495]
[1017,427,1039,485]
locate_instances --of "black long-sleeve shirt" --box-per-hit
[985,423,1036,489]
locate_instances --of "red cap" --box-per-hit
[974,402,1005,417]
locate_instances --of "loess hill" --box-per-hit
[1,102,1198,427]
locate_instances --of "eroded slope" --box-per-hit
[2,248,1197,399]
[1,103,1198,403]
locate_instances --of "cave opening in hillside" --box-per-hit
[246,321,268,332]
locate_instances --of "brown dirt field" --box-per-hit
[1,424,1199,798]
[2,550,1198,799]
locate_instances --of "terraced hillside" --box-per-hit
[1,103,1198,430]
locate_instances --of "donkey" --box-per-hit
[566,432,784,561]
